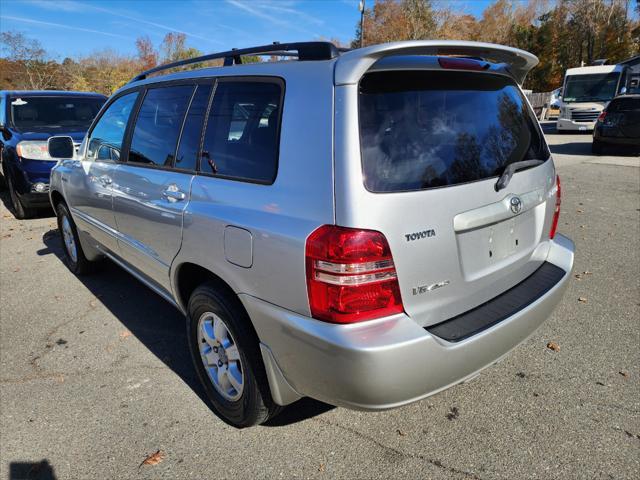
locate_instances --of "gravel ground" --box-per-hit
[1,123,638,479]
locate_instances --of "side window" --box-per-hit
[201,80,282,183]
[129,85,194,167]
[86,92,137,162]
[175,84,212,171]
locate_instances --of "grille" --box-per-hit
[570,110,599,122]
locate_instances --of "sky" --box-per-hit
[0,0,497,59]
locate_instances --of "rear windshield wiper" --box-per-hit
[495,160,545,192]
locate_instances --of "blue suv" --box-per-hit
[0,90,106,218]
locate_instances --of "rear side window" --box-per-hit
[129,85,194,167]
[359,71,549,193]
[87,92,138,162]
[201,80,282,183]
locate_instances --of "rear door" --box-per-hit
[336,69,558,327]
[112,82,212,291]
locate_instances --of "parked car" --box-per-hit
[592,94,640,154]
[0,90,106,218]
[47,41,574,428]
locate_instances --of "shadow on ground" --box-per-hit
[9,460,56,480]
[38,229,333,427]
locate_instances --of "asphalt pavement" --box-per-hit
[1,122,638,479]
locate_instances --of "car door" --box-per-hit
[111,82,211,291]
[63,91,139,254]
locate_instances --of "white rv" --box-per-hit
[557,64,626,132]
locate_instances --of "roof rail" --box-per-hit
[128,41,340,83]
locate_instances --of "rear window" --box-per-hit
[608,97,640,112]
[359,71,549,193]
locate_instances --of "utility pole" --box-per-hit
[359,0,365,48]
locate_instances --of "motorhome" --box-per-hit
[557,64,627,132]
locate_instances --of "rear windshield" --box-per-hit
[359,71,549,193]
[10,96,105,130]
[608,97,640,111]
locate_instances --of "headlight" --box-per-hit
[16,141,52,161]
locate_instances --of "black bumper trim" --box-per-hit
[426,262,566,343]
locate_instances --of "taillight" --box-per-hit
[305,225,404,324]
[549,175,561,239]
[597,111,607,122]
[438,57,490,71]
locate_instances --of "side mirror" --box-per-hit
[48,136,75,159]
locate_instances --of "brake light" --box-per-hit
[549,175,561,239]
[438,57,490,71]
[305,225,404,324]
[597,111,607,122]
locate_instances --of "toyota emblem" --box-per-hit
[510,196,523,214]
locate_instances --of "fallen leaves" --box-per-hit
[578,297,588,303]
[574,270,592,280]
[139,450,165,468]
[619,371,629,378]
[396,429,406,436]
[446,406,459,421]
[318,463,325,472]
[119,330,132,339]
[547,341,560,352]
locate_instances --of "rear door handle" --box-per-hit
[162,185,186,203]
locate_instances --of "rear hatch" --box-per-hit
[343,67,558,328]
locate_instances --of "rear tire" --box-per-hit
[187,282,281,427]
[7,176,34,219]
[56,202,94,275]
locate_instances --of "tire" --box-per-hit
[591,140,604,155]
[56,202,94,275]
[6,175,34,219]
[187,282,281,427]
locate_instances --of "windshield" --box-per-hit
[359,70,549,193]
[10,96,105,129]
[563,73,620,103]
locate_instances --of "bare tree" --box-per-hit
[0,31,59,89]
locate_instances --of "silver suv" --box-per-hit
[48,41,574,427]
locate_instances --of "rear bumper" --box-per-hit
[557,118,595,131]
[242,234,574,410]
[593,129,640,146]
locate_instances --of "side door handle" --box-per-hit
[162,184,186,203]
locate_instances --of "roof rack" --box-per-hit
[129,41,341,83]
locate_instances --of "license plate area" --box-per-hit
[455,209,537,281]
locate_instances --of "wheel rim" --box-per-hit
[197,312,244,402]
[61,215,78,263]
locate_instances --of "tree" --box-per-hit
[351,0,437,47]
[135,35,158,71]
[0,31,60,89]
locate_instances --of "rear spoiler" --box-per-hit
[334,40,538,86]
